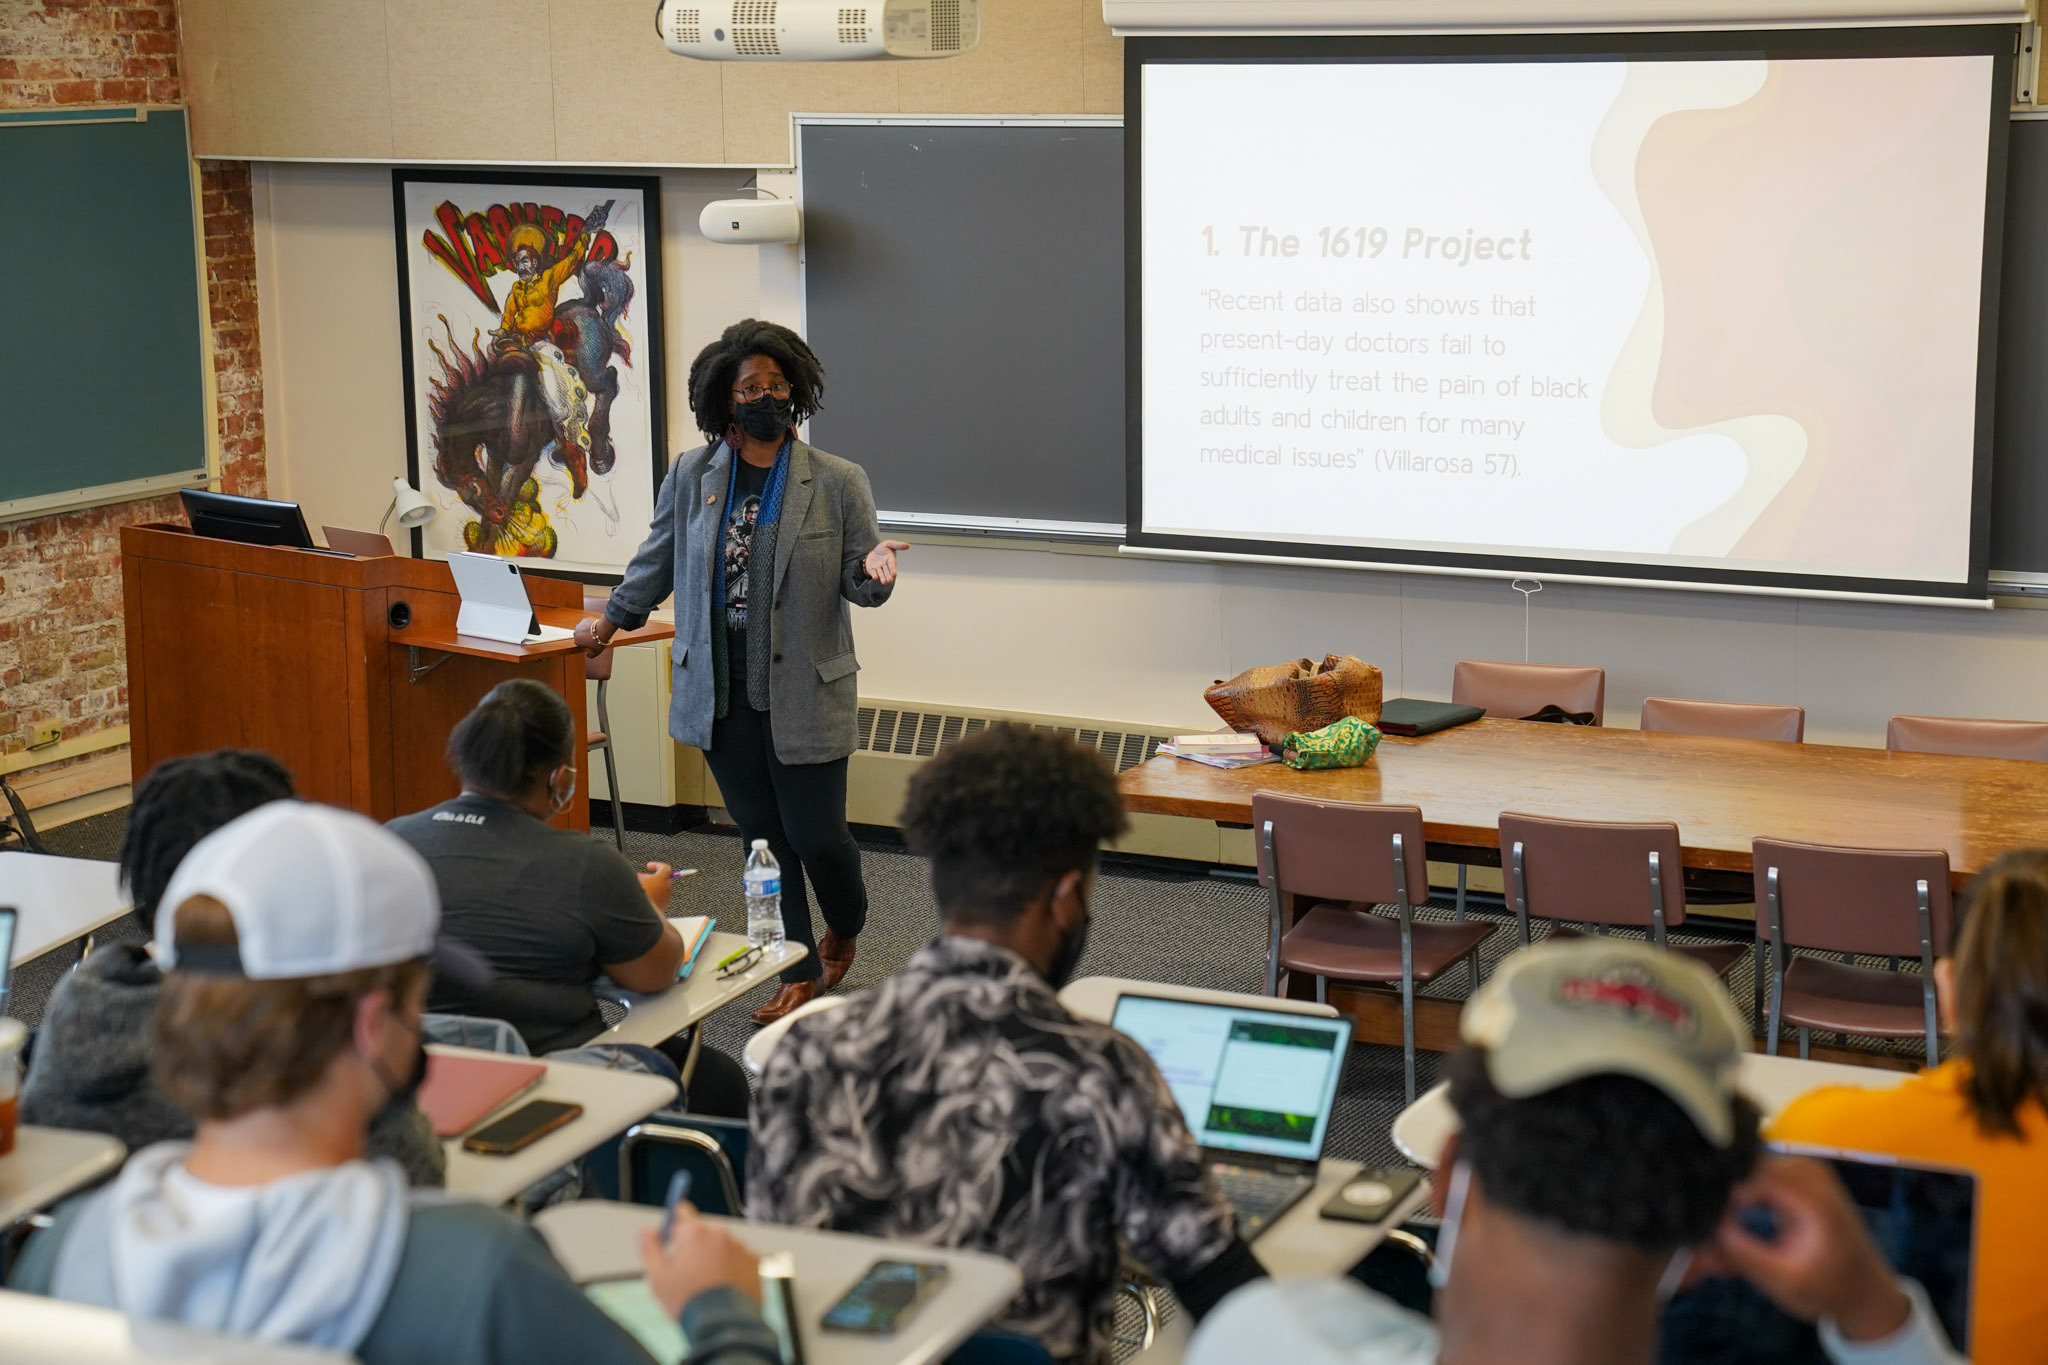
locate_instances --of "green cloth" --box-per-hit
[1281,716,1381,770]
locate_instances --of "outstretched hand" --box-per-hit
[864,540,910,586]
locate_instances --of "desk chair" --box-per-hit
[1256,793,1493,1102]
[1451,659,1606,725]
[617,1116,749,1215]
[1886,714,2048,761]
[1498,812,1744,979]
[585,593,625,849]
[1641,697,1805,743]
[0,775,46,853]
[1752,838,1952,1065]
[1446,659,1608,919]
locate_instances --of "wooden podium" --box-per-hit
[121,525,673,831]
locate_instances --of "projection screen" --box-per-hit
[1126,29,2011,601]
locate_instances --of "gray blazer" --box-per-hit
[605,438,892,765]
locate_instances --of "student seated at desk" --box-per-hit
[1772,848,2048,1365]
[20,749,444,1187]
[9,802,654,1365]
[747,725,1264,1365]
[388,679,746,1115]
[1185,940,1963,1365]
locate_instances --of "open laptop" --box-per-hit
[1111,993,1353,1238]
[322,525,396,557]
[1662,1144,1977,1361]
[446,552,576,645]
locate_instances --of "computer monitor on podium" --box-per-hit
[180,489,316,550]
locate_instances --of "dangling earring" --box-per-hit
[725,423,742,450]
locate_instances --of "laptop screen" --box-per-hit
[1111,994,1352,1162]
[1661,1143,1976,1360]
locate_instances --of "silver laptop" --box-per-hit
[446,552,576,645]
[1112,993,1352,1238]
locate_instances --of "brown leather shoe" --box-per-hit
[818,931,858,992]
[750,980,818,1026]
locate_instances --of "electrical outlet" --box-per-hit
[30,722,61,750]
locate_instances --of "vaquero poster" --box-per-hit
[394,169,666,574]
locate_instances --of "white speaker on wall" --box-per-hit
[658,1,981,61]
[700,196,803,244]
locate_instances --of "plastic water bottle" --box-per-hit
[744,839,785,951]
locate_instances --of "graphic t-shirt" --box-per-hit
[386,793,666,1053]
[722,456,772,693]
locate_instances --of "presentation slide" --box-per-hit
[1137,51,1998,592]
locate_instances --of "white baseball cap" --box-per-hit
[1461,938,1749,1146]
[156,801,483,983]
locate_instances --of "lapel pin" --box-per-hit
[705,494,716,504]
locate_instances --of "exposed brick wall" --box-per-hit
[0,0,264,785]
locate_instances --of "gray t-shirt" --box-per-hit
[387,793,665,1053]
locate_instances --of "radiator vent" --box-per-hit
[669,7,702,44]
[929,0,961,51]
[854,704,1167,773]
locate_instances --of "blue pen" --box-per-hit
[659,1169,694,1243]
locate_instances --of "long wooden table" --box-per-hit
[1122,718,2048,890]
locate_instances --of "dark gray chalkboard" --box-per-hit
[1992,116,2048,576]
[0,108,207,516]
[797,120,1124,533]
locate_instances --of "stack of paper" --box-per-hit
[672,916,716,979]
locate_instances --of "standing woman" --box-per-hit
[578,319,906,1025]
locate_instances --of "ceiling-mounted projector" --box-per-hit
[658,1,981,60]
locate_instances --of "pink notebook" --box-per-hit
[417,1052,547,1137]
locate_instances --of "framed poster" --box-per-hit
[394,169,665,576]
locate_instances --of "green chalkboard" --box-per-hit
[0,107,207,517]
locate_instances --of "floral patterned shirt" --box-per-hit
[747,936,1241,1364]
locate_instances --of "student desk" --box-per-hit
[1119,718,2048,891]
[0,1127,126,1227]
[0,1288,354,1365]
[595,933,808,1048]
[433,1046,677,1207]
[1391,1052,1913,1168]
[0,853,131,967]
[534,1201,1024,1365]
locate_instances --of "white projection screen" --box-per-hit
[1126,29,2011,601]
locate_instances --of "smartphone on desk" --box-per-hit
[1320,1167,1424,1224]
[820,1258,950,1335]
[460,1099,582,1154]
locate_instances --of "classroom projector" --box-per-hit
[657,1,981,60]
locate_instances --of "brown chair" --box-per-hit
[585,593,624,850]
[1886,714,2048,762]
[1451,659,1606,725]
[1498,812,1745,980]
[1255,793,1494,1102]
[1752,838,1952,1065]
[1641,697,1805,744]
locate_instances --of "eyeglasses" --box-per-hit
[732,379,793,404]
[717,944,766,979]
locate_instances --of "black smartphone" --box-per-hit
[1320,1167,1424,1224]
[819,1258,950,1335]
[459,1099,582,1154]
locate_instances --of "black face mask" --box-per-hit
[370,1026,428,1129]
[733,394,793,442]
[1044,910,1092,991]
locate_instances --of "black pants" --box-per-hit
[705,702,867,985]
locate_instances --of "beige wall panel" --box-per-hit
[1216,562,1406,694]
[224,0,394,158]
[385,0,556,163]
[720,63,900,166]
[254,163,409,535]
[897,0,1087,114]
[549,0,726,165]
[1080,6,1125,113]
[178,0,236,152]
